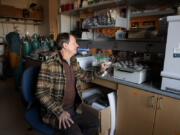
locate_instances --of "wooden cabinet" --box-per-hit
[0,5,43,21]
[116,84,157,135]
[116,84,180,135]
[153,95,180,135]
[91,78,180,135]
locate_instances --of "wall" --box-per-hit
[38,0,49,36]
[49,0,58,39]
[59,14,79,33]
[0,0,49,38]
[59,0,79,33]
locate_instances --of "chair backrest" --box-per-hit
[21,66,40,105]
[21,66,56,135]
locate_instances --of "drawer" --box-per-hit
[82,103,110,135]
[92,78,117,90]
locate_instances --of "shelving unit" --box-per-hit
[60,0,179,16]
[60,0,125,15]
[59,0,179,52]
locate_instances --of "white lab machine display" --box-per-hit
[161,15,180,93]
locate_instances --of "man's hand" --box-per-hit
[100,62,110,73]
[58,111,74,129]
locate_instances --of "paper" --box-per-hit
[108,92,116,135]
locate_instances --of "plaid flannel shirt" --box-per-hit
[36,51,103,128]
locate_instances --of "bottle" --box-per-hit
[23,36,32,56]
[31,33,40,50]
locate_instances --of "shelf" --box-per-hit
[77,38,165,53]
[114,38,165,42]
[60,0,125,15]
[60,0,180,16]
[77,38,165,42]
[0,18,42,25]
[126,0,179,9]
[131,8,176,18]
[90,25,121,29]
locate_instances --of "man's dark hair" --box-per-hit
[56,33,71,50]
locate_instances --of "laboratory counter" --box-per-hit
[92,75,180,100]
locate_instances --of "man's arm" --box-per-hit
[36,62,63,118]
[76,60,109,83]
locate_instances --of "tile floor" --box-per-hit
[0,78,41,135]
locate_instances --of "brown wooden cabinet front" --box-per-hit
[91,78,180,135]
[116,84,157,135]
[153,95,180,135]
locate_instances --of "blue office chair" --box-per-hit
[21,66,56,135]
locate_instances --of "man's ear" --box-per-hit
[62,42,68,49]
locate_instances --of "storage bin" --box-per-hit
[82,103,110,135]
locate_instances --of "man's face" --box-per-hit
[66,35,79,55]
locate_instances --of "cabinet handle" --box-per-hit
[149,96,155,108]
[157,97,163,110]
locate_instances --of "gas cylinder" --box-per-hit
[41,37,51,50]
[49,34,54,50]
[23,37,32,56]
[31,33,40,50]
[41,37,48,47]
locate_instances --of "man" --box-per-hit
[36,33,108,135]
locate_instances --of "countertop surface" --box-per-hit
[98,76,180,100]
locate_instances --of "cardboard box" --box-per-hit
[82,103,111,135]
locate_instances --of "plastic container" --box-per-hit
[96,56,108,64]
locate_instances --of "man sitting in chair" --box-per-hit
[36,33,108,135]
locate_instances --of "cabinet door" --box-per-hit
[154,96,180,135]
[116,84,157,135]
